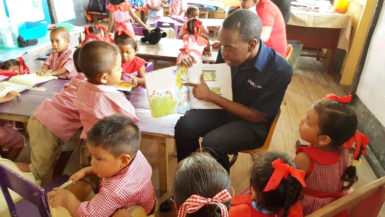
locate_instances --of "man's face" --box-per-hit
[218,29,251,67]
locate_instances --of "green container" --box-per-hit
[287,40,303,70]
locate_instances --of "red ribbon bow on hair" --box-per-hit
[344,131,369,159]
[263,158,306,192]
[323,93,352,103]
[177,189,232,217]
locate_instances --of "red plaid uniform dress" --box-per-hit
[74,81,138,139]
[296,146,349,216]
[78,151,156,216]
[44,47,77,79]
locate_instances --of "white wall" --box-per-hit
[356,2,385,127]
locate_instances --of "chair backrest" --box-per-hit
[154,21,178,38]
[286,44,293,61]
[307,177,385,217]
[145,62,154,73]
[242,110,281,154]
[0,164,51,217]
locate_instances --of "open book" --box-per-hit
[145,64,233,118]
[0,74,57,97]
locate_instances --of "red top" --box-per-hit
[230,194,303,217]
[122,56,146,75]
[296,146,349,216]
[257,0,287,57]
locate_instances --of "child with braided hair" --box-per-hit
[294,93,369,216]
[176,18,210,65]
[230,152,305,217]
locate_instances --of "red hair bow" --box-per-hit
[177,189,232,217]
[344,131,369,160]
[263,158,306,192]
[323,93,352,103]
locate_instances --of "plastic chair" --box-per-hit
[145,62,154,73]
[229,110,281,167]
[133,24,144,36]
[307,177,385,217]
[154,21,178,39]
[0,163,50,217]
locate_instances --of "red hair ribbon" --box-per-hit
[263,158,306,192]
[177,189,232,217]
[323,93,352,103]
[344,131,369,159]
[18,57,30,75]
[82,25,113,46]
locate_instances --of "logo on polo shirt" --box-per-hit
[247,79,262,89]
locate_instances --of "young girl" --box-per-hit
[294,93,369,216]
[107,0,148,39]
[174,153,233,217]
[0,57,30,76]
[114,33,146,87]
[230,152,305,217]
[146,0,166,25]
[176,18,210,65]
[81,24,113,46]
[178,6,209,39]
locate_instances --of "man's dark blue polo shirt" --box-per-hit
[217,42,293,119]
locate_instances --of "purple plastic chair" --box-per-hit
[0,164,51,217]
[154,21,178,38]
[145,61,154,72]
[133,23,144,36]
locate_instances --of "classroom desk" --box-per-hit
[136,37,218,63]
[287,9,352,73]
[0,79,180,198]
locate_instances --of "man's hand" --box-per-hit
[178,54,197,68]
[184,74,213,101]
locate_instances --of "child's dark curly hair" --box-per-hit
[0,59,18,70]
[109,0,125,5]
[250,152,303,217]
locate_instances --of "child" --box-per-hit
[107,0,148,39]
[21,48,86,184]
[114,33,146,87]
[146,0,166,25]
[176,18,210,65]
[0,57,30,76]
[74,41,138,142]
[230,152,305,217]
[294,94,368,215]
[173,153,233,217]
[169,0,187,16]
[0,91,25,161]
[240,0,287,58]
[37,27,77,79]
[48,115,156,217]
[178,6,209,39]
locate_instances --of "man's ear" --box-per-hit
[317,135,332,147]
[248,39,257,52]
[119,153,133,168]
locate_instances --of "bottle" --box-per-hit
[334,0,351,14]
[0,18,18,48]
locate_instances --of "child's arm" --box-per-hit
[36,65,49,76]
[293,152,311,173]
[135,65,146,86]
[107,11,115,33]
[201,33,211,56]
[48,188,81,217]
[51,67,68,76]
[69,166,95,184]
[128,8,148,30]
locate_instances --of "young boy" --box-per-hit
[178,6,209,39]
[18,48,86,184]
[48,115,156,217]
[37,27,77,79]
[73,41,138,142]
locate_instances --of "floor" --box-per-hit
[14,54,384,216]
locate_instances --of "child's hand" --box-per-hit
[47,188,72,208]
[69,168,88,184]
[129,77,139,87]
[36,70,47,76]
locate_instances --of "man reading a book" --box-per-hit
[175,10,293,172]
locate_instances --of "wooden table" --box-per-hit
[136,37,218,63]
[287,9,352,73]
[0,80,181,198]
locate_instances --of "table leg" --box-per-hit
[328,49,336,73]
[157,138,169,196]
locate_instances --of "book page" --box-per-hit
[0,81,29,97]
[188,63,233,109]
[9,74,57,87]
[145,67,189,118]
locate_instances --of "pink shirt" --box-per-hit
[74,81,138,139]
[146,0,164,24]
[0,121,25,149]
[169,0,187,16]
[44,47,77,80]
[33,74,87,142]
[78,151,156,217]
